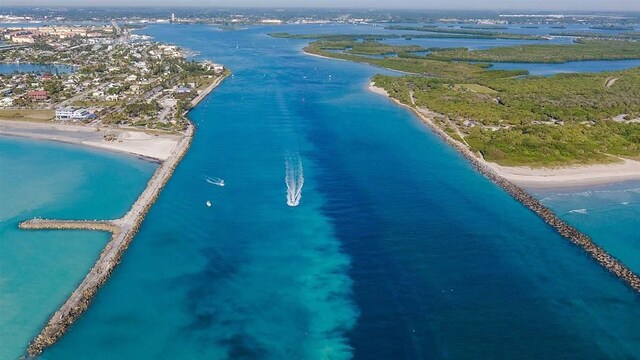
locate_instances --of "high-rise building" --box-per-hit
[171,13,175,23]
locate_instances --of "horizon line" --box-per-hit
[1,5,640,14]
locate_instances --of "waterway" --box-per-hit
[490,59,640,76]
[2,23,640,359]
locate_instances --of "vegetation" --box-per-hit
[270,32,543,41]
[300,38,640,166]
[304,40,527,80]
[426,39,640,63]
[383,25,546,40]
[0,109,54,121]
[372,69,640,166]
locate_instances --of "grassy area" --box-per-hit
[383,25,546,40]
[290,37,640,166]
[0,109,54,121]
[453,84,497,94]
[426,39,640,63]
[304,40,527,80]
[269,32,545,41]
[310,40,425,55]
[372,69,640,166]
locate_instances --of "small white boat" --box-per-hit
[206,200,212,207]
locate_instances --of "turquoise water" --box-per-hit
[0,63,75,74]
[0,137,155,359]
[535,182,640,273]
[0,23,638,359]
[26,24,639,359]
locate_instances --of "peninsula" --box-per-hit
[0,23,229,356]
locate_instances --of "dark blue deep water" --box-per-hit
[2,24,640,359]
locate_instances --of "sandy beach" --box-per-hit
[0,119,181,161]
[368,82,640,189]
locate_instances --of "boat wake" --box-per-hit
[569,208,588,214]
[285,153,304,207]
[205,176,225,187]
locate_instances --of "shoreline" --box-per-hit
[304,49,417,75]
[367,80,640,294]
[19,71,228,357]
[0,120,177,162]
[367,82,640,189]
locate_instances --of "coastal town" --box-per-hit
[0,23,226,135]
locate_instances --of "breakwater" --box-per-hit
[20,72,228,357]
[22,124,194,357]
[377,86,640,293]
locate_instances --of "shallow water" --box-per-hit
[32,24,640,360]
[535,181,640,273]
[0,23,638,359]
[0,137,155,359]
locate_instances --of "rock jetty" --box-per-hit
[390,93,640,293]
[23,124,193,357]
[21,72,229,357]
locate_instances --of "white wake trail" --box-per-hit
[285,154,304,207]
[205,176,225,187]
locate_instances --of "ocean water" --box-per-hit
[29,24,640,360]
[535,181,640,273]
[0,137,155,359]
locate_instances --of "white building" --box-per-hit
[55,108,96,120]
[0,97,13,107]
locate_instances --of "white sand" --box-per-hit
[487,159,640,188]
[368,82,389,97]
[367,83,640,189]
[0,119,181,161]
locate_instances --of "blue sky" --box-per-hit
[3,0,640,11]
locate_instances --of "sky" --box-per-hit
[2,0,640,12]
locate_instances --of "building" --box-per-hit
[55,107,96,120]
[27,90,48,101]
[0,97,14,107]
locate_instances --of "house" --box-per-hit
[176,86,191,94]
[55,107,96,120]
[27,90,48,101]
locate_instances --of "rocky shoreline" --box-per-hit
[381,87,640,293]
[22,125,194,357]
[19,72,229,358]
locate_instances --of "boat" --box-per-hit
[206,200,212,207]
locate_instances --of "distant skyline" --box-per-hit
[2,0,640,12]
